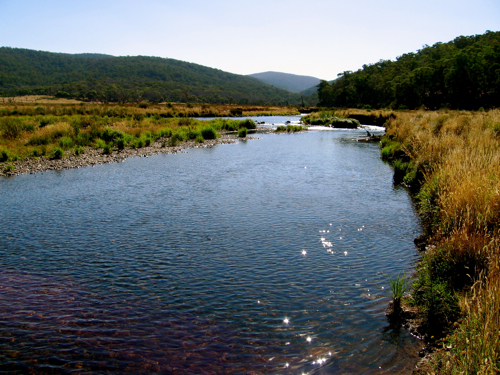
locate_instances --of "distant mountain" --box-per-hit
[0,47,302,105]
[248,71,321,93]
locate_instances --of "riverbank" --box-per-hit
[381,109,500,374]
[0,135,242,177]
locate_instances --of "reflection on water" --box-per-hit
[0,126,421,374]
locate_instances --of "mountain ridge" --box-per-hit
[248,71,321,93]
[0,47,304,105]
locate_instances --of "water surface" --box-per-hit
[0,126,421,374]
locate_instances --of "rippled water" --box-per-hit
[0,125,422,374]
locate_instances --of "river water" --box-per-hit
[0,119,422,374]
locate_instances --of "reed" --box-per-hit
[382,109,500,371]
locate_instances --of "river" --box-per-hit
[0,119,422,374]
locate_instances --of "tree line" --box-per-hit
[317,31,500,110]
[0,48,302,105]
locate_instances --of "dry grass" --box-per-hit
[0,95,83,104]
[384,109,500,373]
[0,102,296,160]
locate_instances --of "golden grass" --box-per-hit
[385,109,500,373]
[0,95,83,104]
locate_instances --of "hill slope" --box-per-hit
[0,48,301,105]
[248,71,321,93]
[317,31,500,110]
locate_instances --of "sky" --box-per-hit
[1,0,499,80]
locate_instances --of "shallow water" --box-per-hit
[0,126,421,374]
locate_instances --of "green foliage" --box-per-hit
[4,164,14,173]
[74,146,84,156]
[201,127,218,140]
[58,136,73,149]
[302,112,359,128]
[275,125,287,132]
[30,148,43,157]
[0,117,22,139]
[195,134,204,143]
[238,127,247,137]
[0,149,9,162]
[286,125,304,132]
[159,128,173,138]
[239,119,257,129]
[387,271,409,302]
[51,147,64,159]
[95,138,106,149]
[316,31,500,110]
[116,138,125,150]
[167,131,185,147]
[0,46,304,105]
[102,143,112,154]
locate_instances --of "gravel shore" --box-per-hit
[0,135,245,177]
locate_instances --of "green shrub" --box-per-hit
[167,132,185,147]
[239,119,256,129]
[31,148,42,157]
[286,125,304,132]
[238,128,248,137]
[51,148,64,160]
[58,136,73,149]
[1,118,22,139]
[201,127,218,140]
[95,138,106,149]
[116,138,125,150]
[102,143,112,154]
[159,128,173,138]
[39,117,52,127]
[195,135,204,143]
[0,149,9,162]
[275,125,286,132]
[75,132,91,146]
[74,146,84,156]
[4,164,14,173]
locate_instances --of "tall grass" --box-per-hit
[382,109,500,372]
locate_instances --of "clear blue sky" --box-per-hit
[1,0,499,80]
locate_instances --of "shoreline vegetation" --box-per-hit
[381,109,500,374]
[0,101,378,177]
[0,102,300,177]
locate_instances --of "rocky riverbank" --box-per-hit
[0,134,245,177]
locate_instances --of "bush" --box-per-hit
[4,164,14,173]
[51,147,64,160]
[159,128,173,138]
[1,118,22,139]
[74,146,84,156]
[239,119,256,129]
[238,128,248,137]
[0,149,9,162]
[116,138,125,150]
[58,136,73,149]
[102,143,112,154]
[95,138,106,149]
[31,148,42,157]
[201,127,218,140]
[195,135,204,143]
[167,132,185,147]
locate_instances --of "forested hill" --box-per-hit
[0,48,302,105]
[317,31,500,110]
[248,71,321,93]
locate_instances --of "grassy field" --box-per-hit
[0,101,301,165]
[381,109,500,373]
